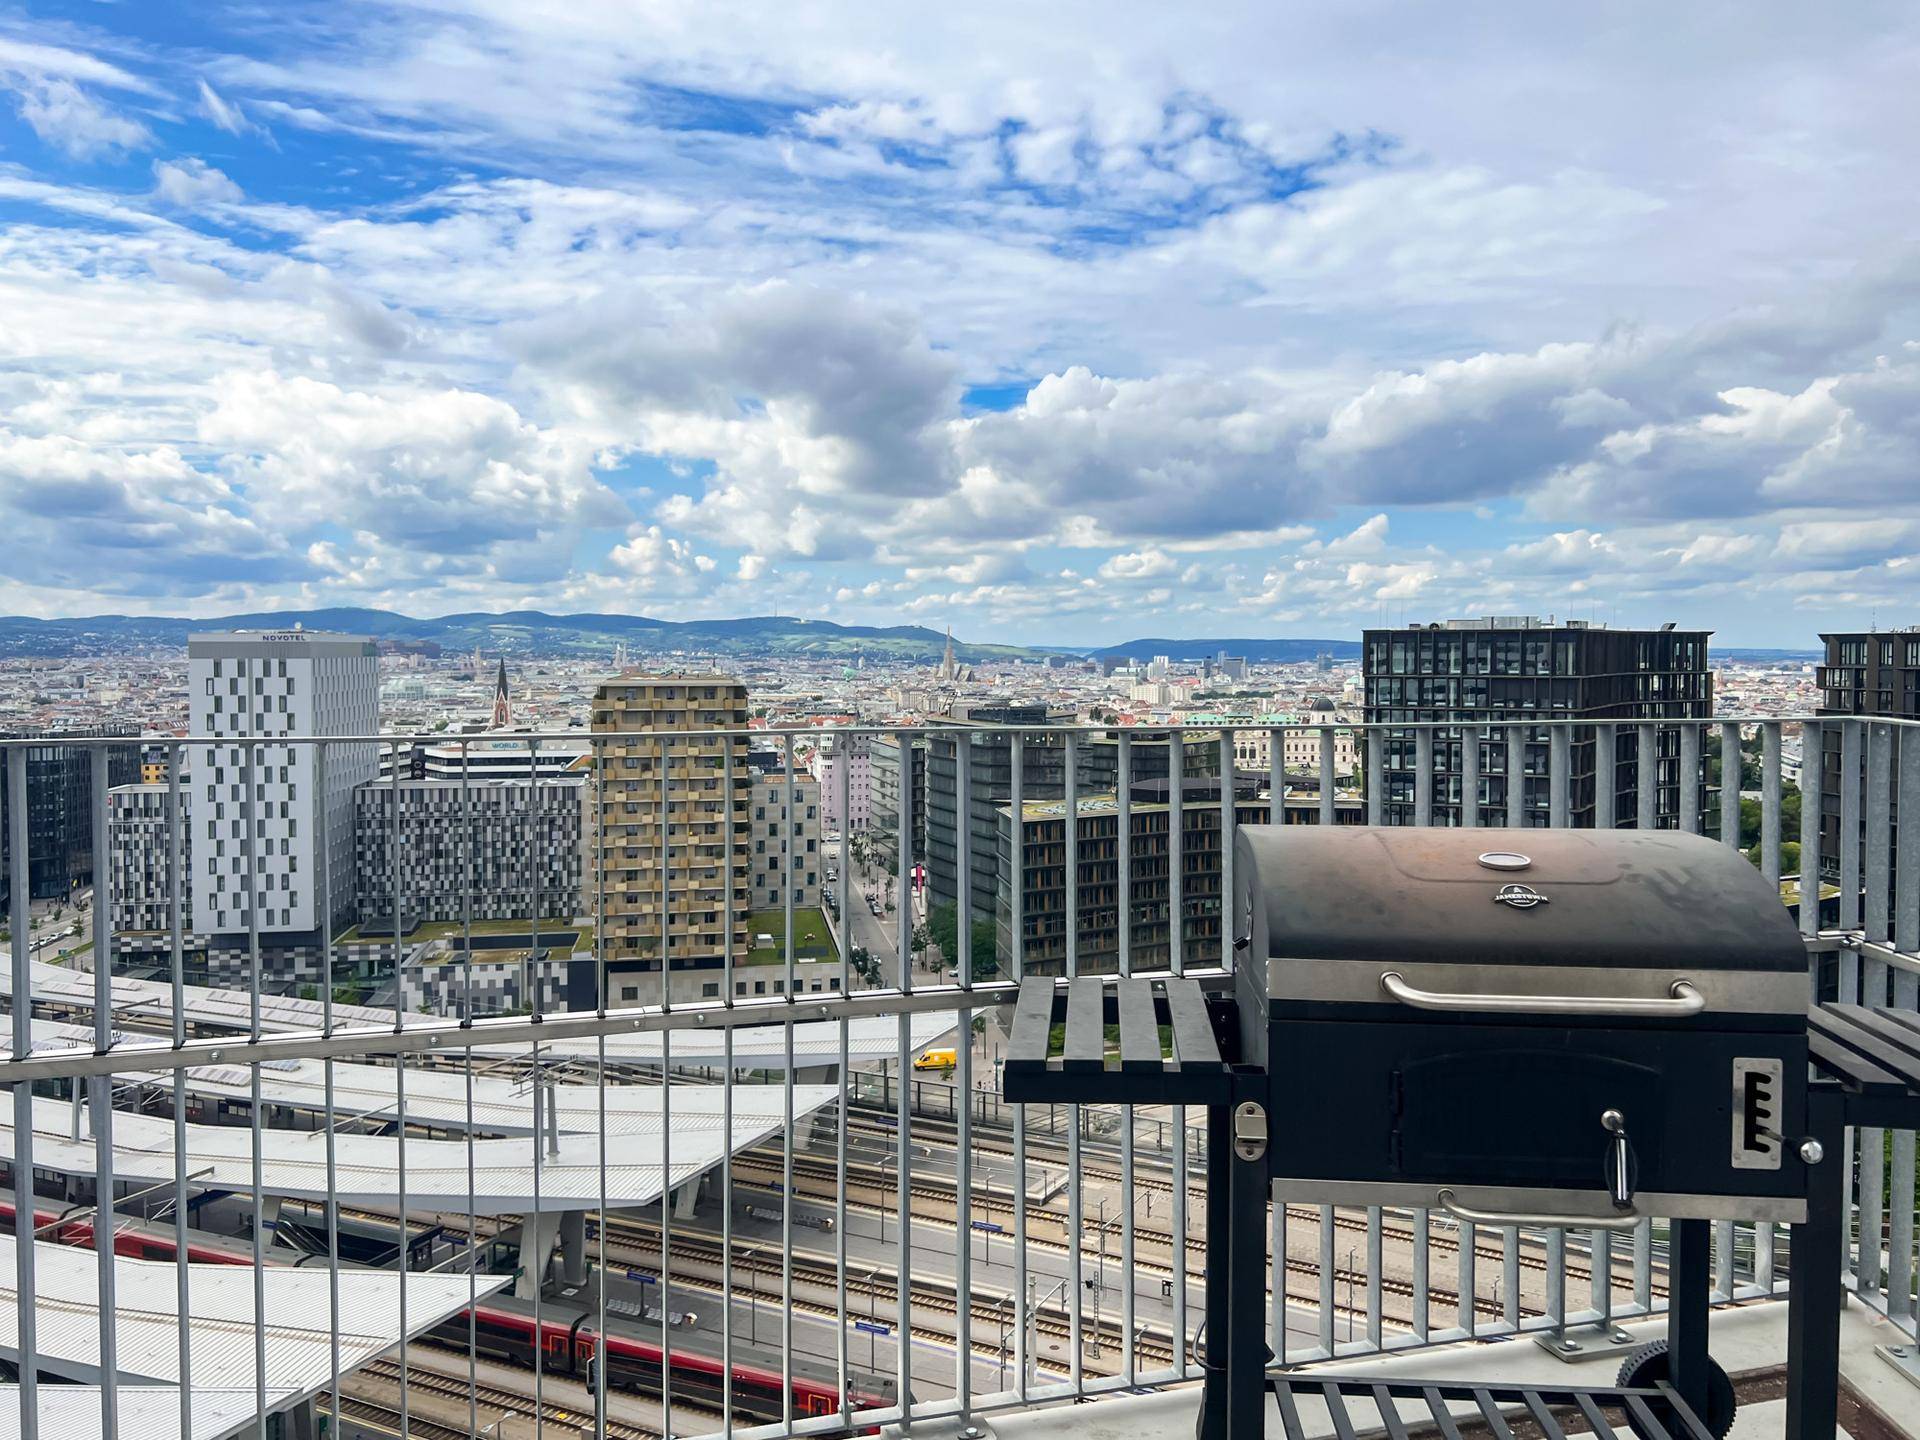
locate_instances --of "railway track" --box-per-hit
[354,1350,676,1440]
[595,1212,1175,1371]
[841,1108,1663,1299]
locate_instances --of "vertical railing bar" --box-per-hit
[1714,722,1735,846]
[894,732,912,1414]
[1462,721,1481,829]
[1012,733,1031,1397]
[389,740,411,1440]
[1067,727,1084,1393]
[1316,1204,1334,1354]
[1505,726,1523,829]
[1635,723,1655,834]
[1548,725,1569,830]
[1592,1228,1612,1318]
[1318,726,1335,830]
[1544,1223,1565,1334]
[659,733,674,1439]
[1268,724,1283,833]
[1762,723,1783,885]
[8,747,37,1440]
[1457,1218,1476,1335]
[89,745,117,1440]
[166,741,192,1440]
[1502,1225,1519,1330]
[323,743,341,1440]
[836,738,852,1421]
[1365,728,1383,826]
[1171,731,1185,974]
[1062,731,1076,978]
[1272,1194,1287,1362]
[782,732,796,1429]
[1632,1218,1652,1314]
[246,738,263,1440]
[956,729,975,1405]
[1364,1207,1382,1348]
[1681,723,1702,837]
[721,731,736,1435]
[460,739,477,1434]
[1801,720,1824,946]
[594,1028,609,1440]
[1413,727,1432,828]
[1841,721,1863,934]
[1219,729,1235,968]
[1411,1204,1429,1343]
[1595,723,1616,831]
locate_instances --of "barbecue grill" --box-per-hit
[1002,823,1920,1440]
[1233,826,1815,1228]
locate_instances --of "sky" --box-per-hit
[0,3,1917,647]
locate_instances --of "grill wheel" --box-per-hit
[1615,1339,1736,1439]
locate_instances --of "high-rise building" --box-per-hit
[589,674,749,999]
[0,726,140,909]
[108,782,184,935]
[1814,630,1920,895]
[354,776,583,927]
[870,732,927,866]
[749,771,821,910]
[813,731,872,833]
[188,630,379,937]
[1362,617,1712,828]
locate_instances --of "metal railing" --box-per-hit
[0,713,1913,1440]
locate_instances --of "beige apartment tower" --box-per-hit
[590,674,751,1003]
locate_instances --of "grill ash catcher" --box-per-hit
[1002,825,1919,1440]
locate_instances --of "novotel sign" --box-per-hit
[258,632,311,642]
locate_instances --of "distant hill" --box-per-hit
[1089,636,1361,664]
[0,609,1042,663]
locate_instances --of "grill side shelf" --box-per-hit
[999,973,1232,1105]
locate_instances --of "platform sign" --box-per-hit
[854,1320,891,1337]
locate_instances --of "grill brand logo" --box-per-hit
[1492,883,1549,909]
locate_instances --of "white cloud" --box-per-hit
[13,77,151,159]
[153,158,244,209]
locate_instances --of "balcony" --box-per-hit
[4,716,1917,1439]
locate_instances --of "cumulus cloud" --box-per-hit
[13,77,151,158]
[153,158,244,209]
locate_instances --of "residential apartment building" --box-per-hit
[870,732,927,865]
[749,771,821,910]
[994,777,1365,974]
[354,776,584,928]
[108,782,183,934]
[590,674,750,997]
[1363,618,1712,828]
[0,725,139,908]
[812,731,872,833]
[1815,629,1920,897]
[188,631,379,937]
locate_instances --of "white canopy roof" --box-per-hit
[6,959,957,1067]
[0,1235,506,1423]
[2,1087,836,1214]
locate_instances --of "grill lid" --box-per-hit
[1236,825,1808,975]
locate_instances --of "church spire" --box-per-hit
[492,658,511,729]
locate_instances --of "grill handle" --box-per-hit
[1379,971,1706,1017]
[1437,1188,1642,1231]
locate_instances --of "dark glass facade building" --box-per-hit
[0,727,141,909]
[1814,630,1920,891]
[1362,619,1712,828]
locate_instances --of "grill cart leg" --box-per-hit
[1196,1101,1233,1440]
[1785,1089,1846,1440]
[1668,1218,1712,1417]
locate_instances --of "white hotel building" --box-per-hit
[189,630,380,939]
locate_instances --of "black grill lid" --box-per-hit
[1236,826,1808,974]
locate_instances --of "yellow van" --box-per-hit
[913,1047,957,1072]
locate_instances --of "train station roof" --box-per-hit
[0,1235,506,1438]
[5,959,957,1067]
[25,1015,839,1139]
[0,1086,837,1214]
[0,1384,296,1440]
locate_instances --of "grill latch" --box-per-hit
[1232,1101,1267,1162]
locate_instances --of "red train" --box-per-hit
[0,1200,898,1425]
[453,1291,898,1422]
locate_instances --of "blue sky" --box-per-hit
[1,3,1918,645]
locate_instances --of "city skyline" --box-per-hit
[1,5,1917,646]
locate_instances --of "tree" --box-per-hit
[926,901,997,980]
[1736,787,1802,851]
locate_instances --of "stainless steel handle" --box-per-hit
[1437,1188,1642,1231]
[1379,971,1706,1017]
